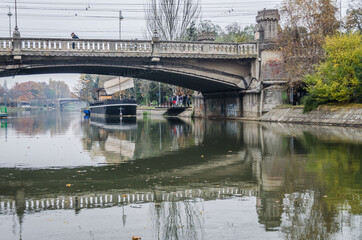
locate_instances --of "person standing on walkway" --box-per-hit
[176,95,180,107]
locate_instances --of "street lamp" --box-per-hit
[7,7,12,38]
[158,82,161,107]
[12,0,20,38]
[119,10,124,40]
[14,0,18,31]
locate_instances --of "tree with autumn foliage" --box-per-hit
[303,33,362,111]
[6,80,71,103]
[73,74,99,102]
[278,0,339,90]
[9,81,46,102]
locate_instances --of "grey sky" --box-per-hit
[0,0,349,89]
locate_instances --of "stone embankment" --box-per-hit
[258,106,362,127]
[137,108,193,118]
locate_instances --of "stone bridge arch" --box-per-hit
[0,38,258,93]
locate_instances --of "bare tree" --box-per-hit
[145,0,201,40]
[345,0,362,32]
[278,0,339,87]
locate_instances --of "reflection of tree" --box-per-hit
[301,133,361,215]
[150,201,205,240]
[12,111,71,136]
[254,123,361,238]
[281,191,339,240]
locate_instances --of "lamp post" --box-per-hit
[14,0,18,31]
[7,7,12,38]
[13,0,20,39]
[158,82,161,107]
[119,11,124,40]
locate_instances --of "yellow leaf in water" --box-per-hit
[66,184,72,187]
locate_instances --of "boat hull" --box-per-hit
[89,100,137,117]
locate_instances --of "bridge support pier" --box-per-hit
[197,91,243,118]
[193,84,286,119]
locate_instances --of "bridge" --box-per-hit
[0,38,257,92]
[0,9,284,118]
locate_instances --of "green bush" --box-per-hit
[303,33,362,111]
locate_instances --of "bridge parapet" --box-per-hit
[0,38,258,59]
[159,41,257,56]
[0,39,12,50]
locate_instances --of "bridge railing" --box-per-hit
[0,38,258,58]
[158,41,257,56]
[16,38,153,53]
[0,39,12,50]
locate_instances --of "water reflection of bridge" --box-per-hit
[1,115,361,239]
[0,186,258,215]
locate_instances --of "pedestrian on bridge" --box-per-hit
[71,33,79,39]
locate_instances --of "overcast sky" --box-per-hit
[0,0,349,90]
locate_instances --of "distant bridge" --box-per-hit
[56,97,82,105]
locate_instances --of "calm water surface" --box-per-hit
[0,111,361,240]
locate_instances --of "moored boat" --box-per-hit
[87,77,137,118]
[89,99,137,117]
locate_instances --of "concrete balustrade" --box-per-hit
[0,39,12,50]
[0,37,258,58]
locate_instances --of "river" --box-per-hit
[0,111,361,240]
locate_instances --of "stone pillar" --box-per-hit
[254,9,286,117]
[12,29,22,60]
[151,30,160,62]
[255,9,280,42]
[202,92,242,118]
[197,32,216,42]
[192,91,205,118]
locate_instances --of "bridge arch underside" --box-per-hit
[0,56,252,93]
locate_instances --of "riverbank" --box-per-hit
[137,105,362,127]
[258,104,362,127]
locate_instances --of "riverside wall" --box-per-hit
[258,106,362,127]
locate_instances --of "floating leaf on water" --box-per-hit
[132,237,141,240]
[66,184,72,187]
